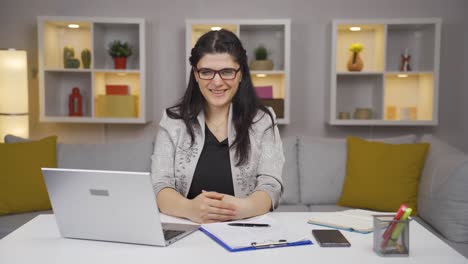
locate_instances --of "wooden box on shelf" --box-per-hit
[185,19,290,124]
[95,95,138,118]
[330,18,441,126]
[37,16,149,123]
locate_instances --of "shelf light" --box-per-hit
[211,26,222,31]
[256,74,267,78]
[349,26,361,32]
[117,72,128,76]
[68,24,80,29]
[397,74,408,78]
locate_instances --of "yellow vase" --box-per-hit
[347,52,363,71]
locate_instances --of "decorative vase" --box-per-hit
[68,87,83,116]
[347,52,363,72]
[113,57,127,69]
[353,108,372,119]
[338,112,351,119]
[386,106,397,120]
[250,60,274,71]
[400,54,412,71]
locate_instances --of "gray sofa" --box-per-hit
[1,134,467,258]
[278,134,468,258]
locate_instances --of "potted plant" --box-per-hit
[347,43,364,71]
[108,40,133,69]
[250,45,273,71]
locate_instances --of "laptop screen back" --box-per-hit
[41,168,168,246]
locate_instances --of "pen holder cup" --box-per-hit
[373,215,409,257]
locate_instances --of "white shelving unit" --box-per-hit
[37,16,150,123]
[185,19,291,124]
[330,18,441,126]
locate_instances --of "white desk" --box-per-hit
[0,213,466,264]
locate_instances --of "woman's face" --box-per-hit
[195,53,242,110]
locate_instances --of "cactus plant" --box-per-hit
[81,49,91,69]
[65,58,80,69]
[63,46,75,67]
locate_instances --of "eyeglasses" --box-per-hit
[194,67,241,80]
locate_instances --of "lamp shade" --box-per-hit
[0,49,29,141]
[0,115,29,140]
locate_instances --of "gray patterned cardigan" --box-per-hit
[150,105,285,209]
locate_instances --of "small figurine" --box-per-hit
[400,48,411,72]
[68,87,83,116]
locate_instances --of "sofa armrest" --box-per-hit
[418,135,468,243]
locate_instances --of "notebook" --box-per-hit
[200,214,312,252]
[308,209,392,234]
[41,168,199,246]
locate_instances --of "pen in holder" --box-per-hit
[373,215,409,257]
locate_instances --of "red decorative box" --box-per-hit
[106,85,129,95]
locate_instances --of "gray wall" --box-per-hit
[1,0,467,151]
[463,2,468,152]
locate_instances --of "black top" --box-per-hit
[187,124,234,199]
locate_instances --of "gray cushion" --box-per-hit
[280,136,299,204]
[298,137,347,204]
[4,134,31,143]
[5,134,155,172]
[58,137,155,172]
[298,135,417,205]
[418,135,468,243]
[0,210,52,239]
[276,204,309,212]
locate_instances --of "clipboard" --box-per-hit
[199,215,312,252]
[200,227,312,252]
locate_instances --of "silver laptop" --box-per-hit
[41,168,199,246]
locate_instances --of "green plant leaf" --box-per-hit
[254,45,268,60]
[108,40,133,58]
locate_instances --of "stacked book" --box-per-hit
[255,85,284,119]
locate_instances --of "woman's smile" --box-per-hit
[208,88,228,97]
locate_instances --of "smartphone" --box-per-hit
[312,229,351,247]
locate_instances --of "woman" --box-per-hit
[151,29,284,223]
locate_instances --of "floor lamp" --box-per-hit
[0,49,29,142]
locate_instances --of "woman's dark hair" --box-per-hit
[167,29,275,166]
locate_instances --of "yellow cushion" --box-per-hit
[338,136,429,215]
[0,136,57,215]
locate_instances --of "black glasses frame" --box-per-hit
[194,67,241,80]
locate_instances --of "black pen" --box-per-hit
[228,223,270,227]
